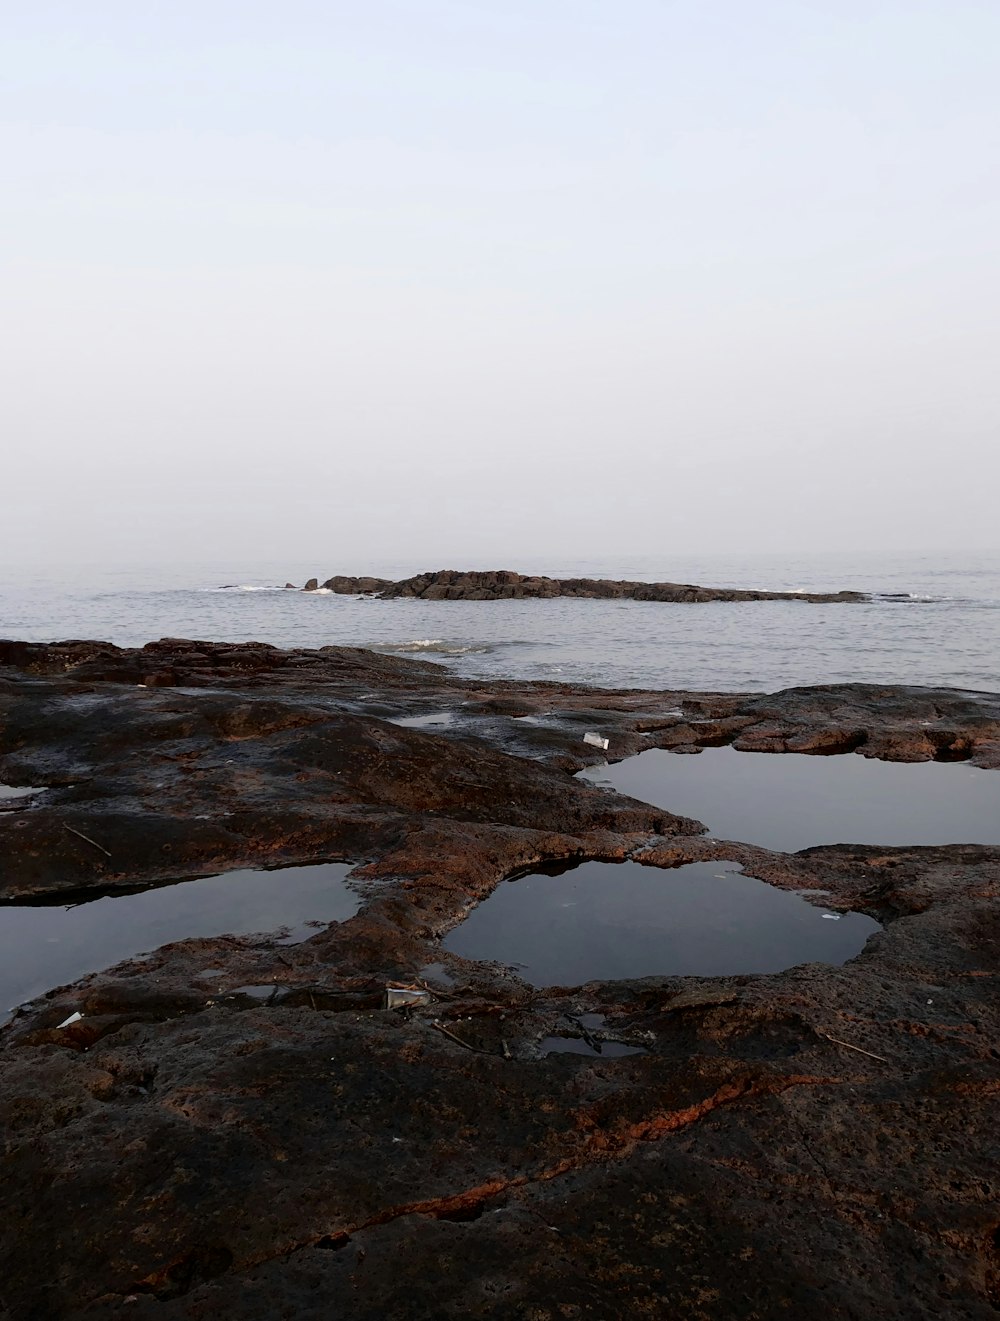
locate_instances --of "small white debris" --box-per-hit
[57,1011,83,1028]
[583,732,609,750]
[821,914,841,921]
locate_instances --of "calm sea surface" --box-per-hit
[1,552,998,693]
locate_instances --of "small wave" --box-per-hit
[871,592,948,603]
[373,639,494,656]
[208,585,293,593]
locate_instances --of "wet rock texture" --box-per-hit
[1,639,998,1320]
[307,567,867,603]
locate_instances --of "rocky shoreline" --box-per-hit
[296,568,868,603]
[1,638,998,1318]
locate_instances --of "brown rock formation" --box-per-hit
[0,639,997,1319]
[304,568,867,603]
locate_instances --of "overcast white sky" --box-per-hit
[2,1,999,565]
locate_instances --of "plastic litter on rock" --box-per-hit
[384,986,432,1011]
[57,1011,83,1028]
[583,732,610,750]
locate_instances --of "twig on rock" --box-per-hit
[432,1020,480,1053]
[824,1034,888,1063]
[62,824,112,858]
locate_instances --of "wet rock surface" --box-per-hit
[1,638,998,1319]
[306,567,867,603]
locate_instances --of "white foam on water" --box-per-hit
[374,639,493,655]
[206,585,293,593]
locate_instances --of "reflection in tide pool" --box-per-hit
[388,711,457,729]
[443,860,879,987]
[580,747,1000,852]
[540,1036,647,1058]
[1,862,358,1015]
[0,784,43,801]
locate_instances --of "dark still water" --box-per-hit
[579,748,1000,852]
[1,862,358,1017]
[443,860,880,987]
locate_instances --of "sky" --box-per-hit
[2,0,999,565]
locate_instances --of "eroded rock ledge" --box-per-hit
[1,638,998,1319]
[300,567,867,603]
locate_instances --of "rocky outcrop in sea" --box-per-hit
[297,567,867,603]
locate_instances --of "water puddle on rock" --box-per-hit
[579,747,1000,851]
[540,1036,647,1058]
[388,712,457,729]
[0,783,45,806]
[1,862,359,1015]
[443,860,879,987]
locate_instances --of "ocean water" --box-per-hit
[1,551,998,693]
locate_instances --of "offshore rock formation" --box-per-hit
[303,568,867,603]
[0,638,998,1318]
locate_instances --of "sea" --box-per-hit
[1,551,998,695]
[2,549,998,1014]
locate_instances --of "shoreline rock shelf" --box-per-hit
[299,567,868,603]
[0,637,997,1318]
